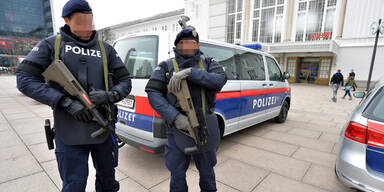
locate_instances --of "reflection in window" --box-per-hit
[239,51,265,80]
[266,57,282,81]
[260,8,275,43]
[200,43,238,80]
[227,15,235,44]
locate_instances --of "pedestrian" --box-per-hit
[145,27,227,191]
[343,74,357,100]
[349,69,356,91]
[16,0,132,191]
[330,69,344,102]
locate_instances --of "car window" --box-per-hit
[200,43,238,80]
[237,51,265,80]
[266,56,283,81]
[363,87,384,122]
[114,36,158,78]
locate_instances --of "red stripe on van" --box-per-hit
[216,91,241,99]
[216,88,290,99]
[135,96,154,116]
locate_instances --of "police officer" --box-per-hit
[16,0,131,191]
[145,28,227,191]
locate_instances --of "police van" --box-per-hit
[113,31,291,153]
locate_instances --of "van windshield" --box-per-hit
[114,36,158,78]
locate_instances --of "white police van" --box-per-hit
[113,32,291,153]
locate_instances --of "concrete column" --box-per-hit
[336,0,347,38]
[242,0,251,43]
[283,0,295,42]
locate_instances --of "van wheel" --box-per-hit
[275,100,289,123]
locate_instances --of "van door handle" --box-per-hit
[262,83,267,86]
[269,83,274,86]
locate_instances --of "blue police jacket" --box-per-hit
[145,50,227,152]
[16,25,132,145]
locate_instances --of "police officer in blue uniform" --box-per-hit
[16,0,131,191]
[145,28,227,191]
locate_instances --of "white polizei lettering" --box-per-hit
[263,98,267,107]
[81,48,87,56]
[72,46,81,54]
[32,47,39,52]
[258,99,262,108]
[268,97,271,106]
[65,45,72,53]
[87,49,90,56]
[96,51,101,58]
[253,99,258,109]
[91,50,96,57]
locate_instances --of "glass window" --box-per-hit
[238,51,265,80]
[262,0,276,7]
[236,22,242,39]
[295,12,305,41]
[252,19,259,41]
[114,36,158,78]
[298,2,307,11]
[227,15,235,43]
[254,10,260,18]
[324,8,335,39]
[277,0,284,4]
[260,7,275,43]
[274,15,283,43]
[363,87,384,123]
[305,0,325,41]
[200,44,238,80]
[237,0,243,12]
[228,0,236,13]
[287,58,296,78]
[254,0,261,8]
[276,6,284,14]
[237,13,242,21]
[319,58,331,78]
[266,57,283,81]
[327,0,337,7]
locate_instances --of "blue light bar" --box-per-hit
[241,43,262,50]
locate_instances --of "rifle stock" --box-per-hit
[42,59,113,138]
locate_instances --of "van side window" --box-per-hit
[238,51,265,80]
[200,43,238,80]
[266,57,283,81]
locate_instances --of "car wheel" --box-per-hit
[275,100,289,123]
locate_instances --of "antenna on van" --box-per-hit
[178,16,195,30]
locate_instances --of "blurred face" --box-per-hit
[176,39,200,56]
[64,13,94,41]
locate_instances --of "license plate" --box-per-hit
[119,96,135,109]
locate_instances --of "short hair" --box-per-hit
[337,69,341,72]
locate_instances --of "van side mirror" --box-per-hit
[283,72,290,80]
[353,92,366,98]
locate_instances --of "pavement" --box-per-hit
[0,74,361,192]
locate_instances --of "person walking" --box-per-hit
[330,69,344,102]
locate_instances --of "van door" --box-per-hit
[237,50,269,130]
[265,56,287,117]
[200,43,240,134]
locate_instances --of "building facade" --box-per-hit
[0,0,54,69]
[99,9,184,44]
[189,0,384,86]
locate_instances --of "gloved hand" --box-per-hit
[89,88,120,105]
[174,113,191,131]
[168,68,192,92]
[59,97,93,122]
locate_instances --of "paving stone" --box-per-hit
[228,133,299,156]
[215,159,269,191]
[319,132,342,143]
[221,144,310,180]
[28,143,56,163]
[19,131,46,146]
[0,129,24,149]
[263,131,334,152]
[303,165,354,192]
[293,147,337,168]
[0,144,30,161]
[117,146,169,189]
[119,177,150,192]
[0,154,42,183]
[252,173,328,192]
[288,128,322,139]
[0,172,58,192]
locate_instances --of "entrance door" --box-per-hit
[315,56,333,85]
[286,57,298,83]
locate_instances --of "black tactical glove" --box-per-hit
[59,97,93,122]
[174,113,191,131]
[89,88,120,105]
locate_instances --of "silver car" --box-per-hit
[336,78,384,192]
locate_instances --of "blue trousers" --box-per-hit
[165,132,217,192]
[55,135,119,192]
